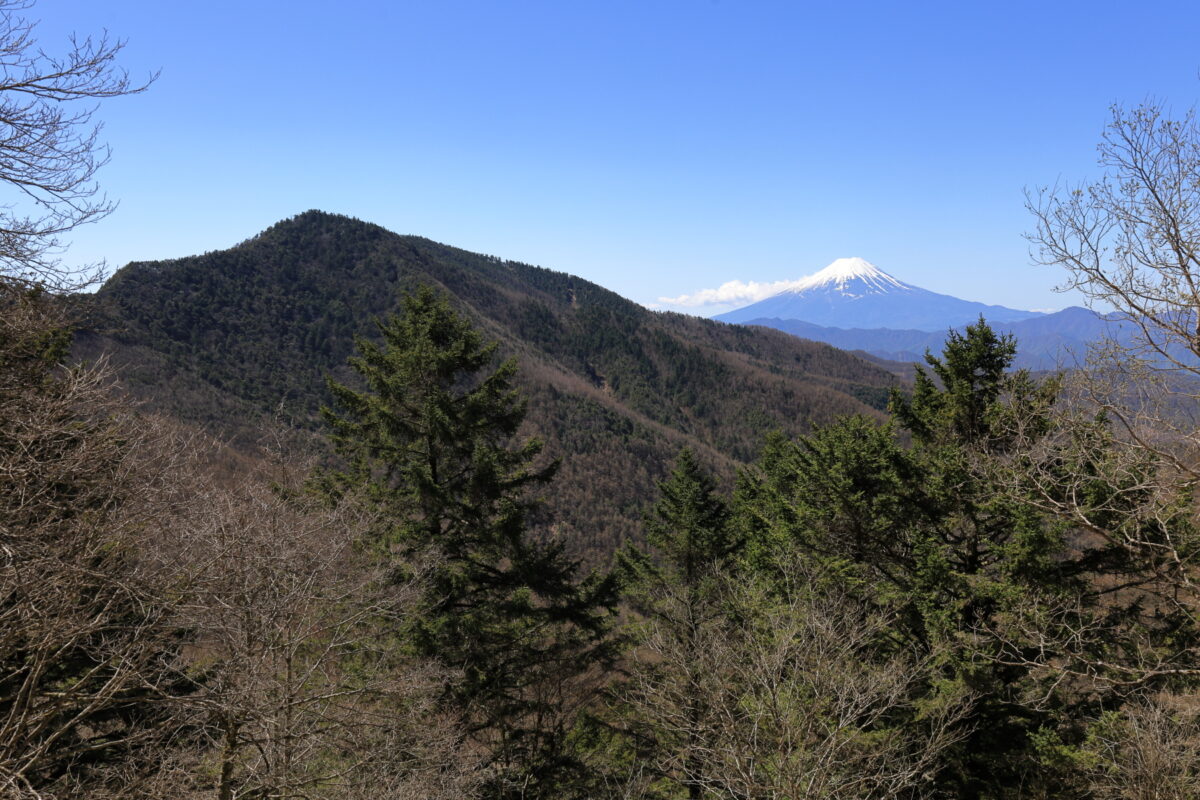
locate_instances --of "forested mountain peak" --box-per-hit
[85,210,898,556]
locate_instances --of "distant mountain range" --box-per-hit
[714,258,1122,369]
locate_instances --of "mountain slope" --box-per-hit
[716,258,1042,331]
[84,211,900,557]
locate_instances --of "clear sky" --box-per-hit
[35,0,1200,314]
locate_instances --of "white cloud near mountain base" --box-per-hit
[658,278,810,309]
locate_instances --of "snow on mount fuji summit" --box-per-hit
[714,258,1043,332]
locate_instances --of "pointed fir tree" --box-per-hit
[627,448,735,582]
[616,448,740,800]
[317,285,620,799]
[890,316,1022,447]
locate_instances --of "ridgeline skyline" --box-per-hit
[39,0,1200,313]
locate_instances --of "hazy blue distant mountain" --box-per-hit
[738,305,1132,370]
[715,258,1043,331]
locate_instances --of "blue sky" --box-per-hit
[37,0,1200,313]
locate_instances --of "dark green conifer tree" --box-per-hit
[739,320,1102,798]
[616,448,740,800]
[891,318,1021,446]
[318,285,620,800]
[622,447,737,594]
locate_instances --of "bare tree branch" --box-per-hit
[0,0,154,295]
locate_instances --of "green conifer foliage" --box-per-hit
[740,320,1094,797]
[320,284,545,546]
[624,448,737,590]
[318,285,620,799]
[891,318,1020,446]
[615,449,740,799]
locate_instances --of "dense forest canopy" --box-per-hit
[81,208,899,558]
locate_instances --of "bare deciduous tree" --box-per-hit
[151,452,482,800]
[1027,101,1200,480]
[1079,693,1200,800]
[2,292,480,798]
[1021,99,1200,686]
[0,0,153,294]
[617,567,970,800]
[1018,99,1200,792]
[0,295,191,799]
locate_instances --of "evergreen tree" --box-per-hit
[621,447,738,596]
[615,448,740,800]
[739,320,1099,797]
[615,449,958,800]
[318,285,620,799]
[890,318,1021,446]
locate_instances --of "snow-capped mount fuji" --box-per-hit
[786,257,910,296]
[714,257,1043,332]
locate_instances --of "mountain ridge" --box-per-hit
[737,305,1127,370]
[82,210,901,557]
